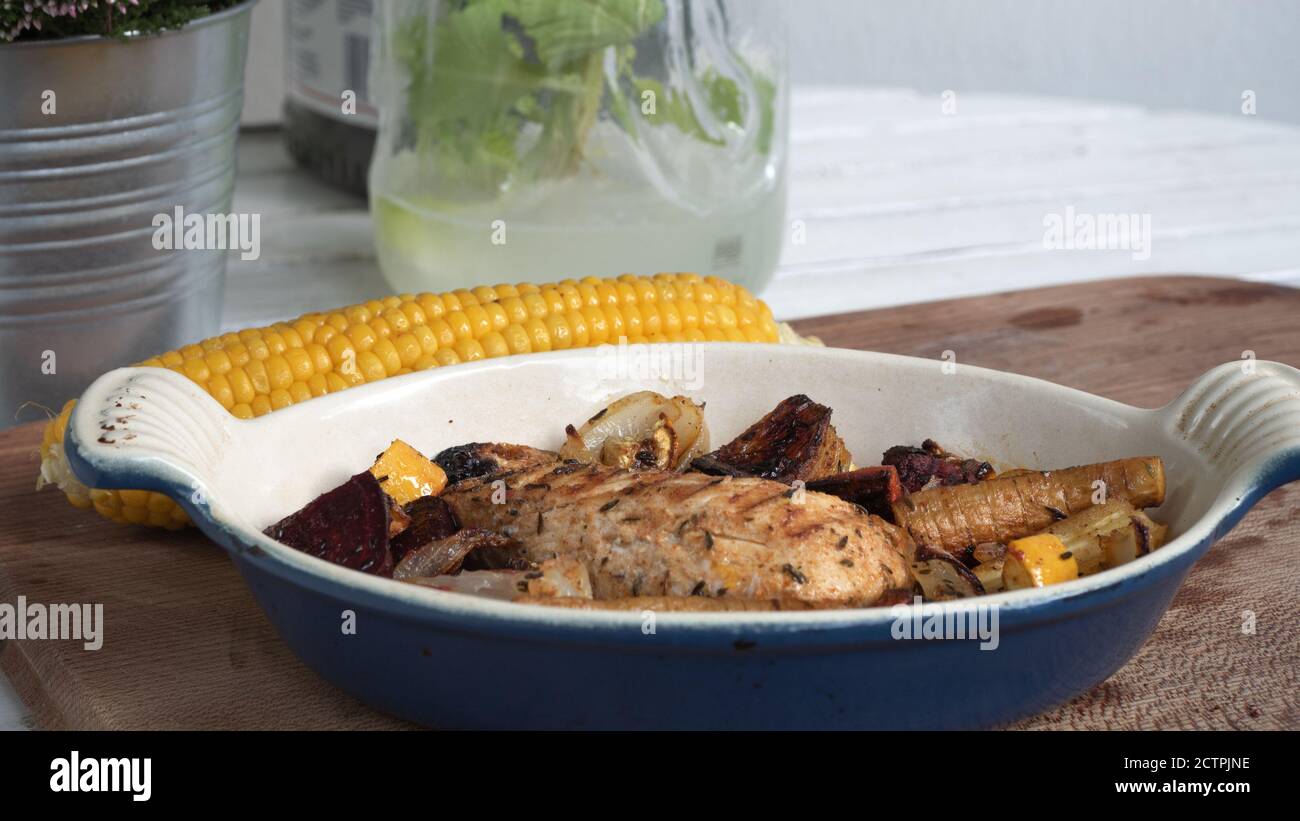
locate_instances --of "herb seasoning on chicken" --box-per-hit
[439,452,914,607]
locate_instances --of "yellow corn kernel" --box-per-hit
[207,374,235,410]
[264,355,293,391]
[523,317,552,352]
[434,347,461,367]
[544,312,573,349]
[481,332,510,359]
[482,301,510,333]
[502,323,532,354]
[454,337,486,362]
[602,305,626,341]
[392,333,421,368]
[244,358,270,394]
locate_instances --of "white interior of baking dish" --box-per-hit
[70,344,1300,624]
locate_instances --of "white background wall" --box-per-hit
[243,0,1300,126]
[241,0,287,124]
[786,0,1300,124]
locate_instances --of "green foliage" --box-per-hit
[506,0,665,64]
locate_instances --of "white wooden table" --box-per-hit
[4,87,1299,729]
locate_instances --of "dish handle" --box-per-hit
[1161,359,1300,503]
[63,366,237,514]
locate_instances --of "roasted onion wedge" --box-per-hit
[907,542,984,600]
[559,391,708,471]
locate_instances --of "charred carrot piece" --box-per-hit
[890,456,1165,552]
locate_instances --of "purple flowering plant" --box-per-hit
[1,0,237,43]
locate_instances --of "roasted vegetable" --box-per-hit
[972,559,1006,594]
[691,394,852,482]
[882,439,994,493]
[36,273,784,529]
[370,440,447,505]
[1051,502,1127,575]
[907,542,984,600]
[263,472,393,576]
[386,496,412,539]
[393,528,508,580]
[558,391,708,471]
[404,559,591,599]
[434,442,558,485]
[1032,499,1168,575]
[892,456,1165,553]
[403,569,527,599]
[390,495,461,561]
[805,466,903,521]
[1002,533,1079,589]
[1103,510,1168,568]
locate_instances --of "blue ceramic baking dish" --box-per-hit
[64,345,1300,728]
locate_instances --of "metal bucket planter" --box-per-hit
[0,2,254,428]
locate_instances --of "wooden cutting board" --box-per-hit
[2,275,1297,730]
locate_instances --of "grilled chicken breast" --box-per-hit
[439,448,914,607]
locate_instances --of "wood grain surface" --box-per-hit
[1,275,1296,730]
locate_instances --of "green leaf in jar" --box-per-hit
[502,0,666,65]
[391,0,774,194]
[634,66,776,155]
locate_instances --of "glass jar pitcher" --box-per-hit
[369,0,787,294]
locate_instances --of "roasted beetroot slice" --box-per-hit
[390,495,460,562]
[699,395,851,483]
[263,471,393,576]
[882,444,993,492]
[806,466,903,522]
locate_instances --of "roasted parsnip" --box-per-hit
[972,559,1006,594]
[892,456,1165,553]
[1034,499,1169,575]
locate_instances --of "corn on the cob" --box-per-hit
[37,274,784,529]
